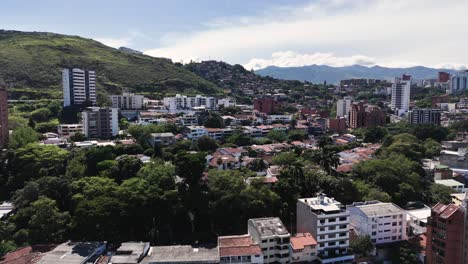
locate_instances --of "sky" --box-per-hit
[2,0,468,70]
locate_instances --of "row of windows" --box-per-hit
[319,240,347,247]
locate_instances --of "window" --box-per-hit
[372,232,377,236]
[320,243,325,247]
[261,240,267,243]
[329,226,336,230]
[319,235,325,239]
[328,242,336,246]
[320,219,325,224]
[329,218,337,223]
[319,227,325,231]
[339,217,347,221]
[392,236,397,240]
[339,240,346,244]
[340,225,347,229]
[340,233,347,237]
[269,239,275,243]
[393,215,397,219]
[392,222,397,226]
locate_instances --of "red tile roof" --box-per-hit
[219,235,262,257]
[290,233,317,250]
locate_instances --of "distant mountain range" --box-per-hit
[255,64,459,84]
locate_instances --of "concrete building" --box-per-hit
[218,235,263,264]
[186,126,208,140]
[180,115,199,126]
[426,203,468,264]
[440,149,468,169]
[406,204,431,236]
[435,179,465,193]
[62,68,96,107]
[82,107,119,138]
[336,96,353,118]
[0,86,8,149]
[431,94,450,108]
[38,241,106,264]
[57,124,83,137]
[148,132,175,147]
[327,117,347,133]
[391,77,411,115]
[408,108,441,125]
[296,195,354,264]
[163,94,217,111]
[289,233,318,263]
[247,217,290,264]
[110,242,150,264]
[450,71,468,94]
[347,201,407,245]
[110,93,145,110]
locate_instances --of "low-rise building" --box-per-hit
[145,245,219,264]
[110,93,145,110]
[289,233,318,263]
[218,235,263,264]
[186,126,208,140]
[347,201,407,245]
[248,217,290,264]
[38,241,106,264]
[435,179,465,193]
[405,204,431,236]
[58,124,83,137]
[296,195,354,264]
[110,242,150,264]
[148,132,176,147]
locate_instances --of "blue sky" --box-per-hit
[2,0,468,69]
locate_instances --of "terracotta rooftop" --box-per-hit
[432,203,462,219]
[290,233,317,250]
[218,235,262,257]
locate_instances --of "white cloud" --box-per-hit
[244,51,376,70]
[95,37,132,48]
[144,0,468,69]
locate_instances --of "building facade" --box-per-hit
[0,86,8,149]
[289,233,318,263]
[63,68,96,107]
[408,108,442,125]
[218,235,263,264]
[110,93,145,110]
[426,203,468,264]
[296,195,354,264]
[450,71,468,94]
[348,102,386,129]
[163,94,217,111]
[347,201,407,245]
[57,124,84,137]
[82,107,118,138]
[248,217,290,264]
[336,96,353,118]
[253,98,281,114]
[391,77,411,115]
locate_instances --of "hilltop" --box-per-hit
[256,64,458,84]
[0,30,220,98]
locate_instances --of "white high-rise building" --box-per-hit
[450,71,468,94]
[391,77,411,115]
[110,93,145,110]
[63,68,96,107]
[296,195,354,264]
[336,96,353,118]
[347,201,407,245]
[82,107,118,138]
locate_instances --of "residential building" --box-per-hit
[336,96,353,118]
[186,126,208,140]
[296,195,354,264]
[347,201,407,245]
[435,179,465,193]
[433,165,453,180]
[38,241,106,264]
[57,124,83,137]
[406,204,431,235]
[348,102,386,129]
[438,71,451,83]
[217,97,236,108]
[148,132,175,147]
[0,86,8,149]
[426,203,468,264]
[450,71,468,94]
[110,242,150,264]
[432,94,450,108]
[440,149,468,169]
[180,114,199,126]
[289,233,318,263]
[163,94,217,111]
[254,97,281,114]
[62,68,96,107]
[82,107,119,138]
[408,108,442,125]
[391,77,411,115]
[110,93,145,110]
[247,217,290,263]
[327,117,347,133]
[145,245,219,264]
[218,235,263,264]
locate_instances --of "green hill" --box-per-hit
[0,30,221,99]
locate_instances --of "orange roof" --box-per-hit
[219,235,262,257]
[290,233,317,250]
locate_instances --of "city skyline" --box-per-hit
[2,0,468,70]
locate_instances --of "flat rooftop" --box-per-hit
[298,196,343,213]
[37,241,105,264]
[349,202,405,217]
[143,245,219,263]
[435,179,464,187]
[249,217,289,237]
